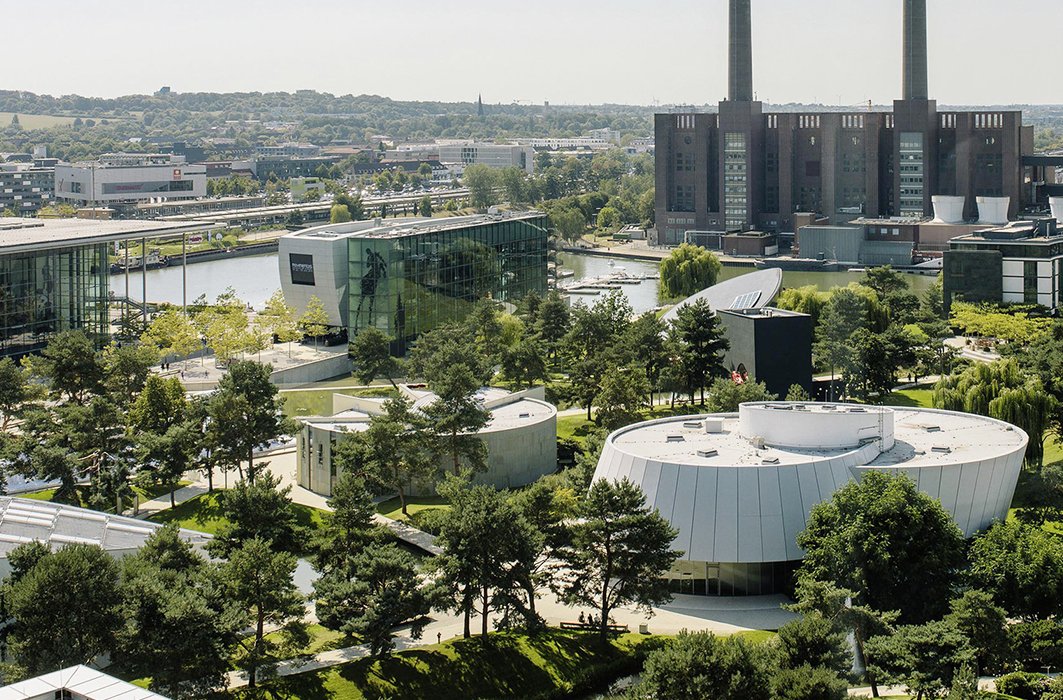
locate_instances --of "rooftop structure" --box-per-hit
[661,267,782,323]
[593,402,1026,596]
[297,385,557,495]
[0,665,169,700]
[0,497,211,577]
[0,216,209,254]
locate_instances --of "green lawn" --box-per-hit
[0,112,78,129]
[885,386,935,408]
[18,482,190,513]
[238,630,665,700]
[282,386,399,418]
[146,491,329,552]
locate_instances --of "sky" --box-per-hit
[6,0,1060,106]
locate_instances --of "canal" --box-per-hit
[128,251,938,315]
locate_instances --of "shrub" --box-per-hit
[995,672,1049,700]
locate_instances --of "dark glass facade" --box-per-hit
[666,559,798,597]
[0,244,110,357]
[347,215,548,350]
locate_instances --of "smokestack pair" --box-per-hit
[726,0,929,103]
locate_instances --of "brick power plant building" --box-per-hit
[655,0,1045,244]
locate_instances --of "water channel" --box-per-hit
[127,251,937,314]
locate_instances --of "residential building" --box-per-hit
[0,161,55,215]
[655,0,1034,244]
[594,402,1026,595]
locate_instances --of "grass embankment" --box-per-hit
[238,630,664,700]
[281,385,398,418]
[146,491,328,552]
[20,481,192,512]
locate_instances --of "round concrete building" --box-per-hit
[592,402,1027,596]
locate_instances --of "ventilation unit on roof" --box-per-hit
[666,435,685,443]
[931,446,952,454]
[751,436,766,449]
[684,421,704,429]
[704,418,724,433]
[925,425,941,433]
[697,449,719,458]
[850,407,866,413]
[518,412,531,419]
[762,457,780,465]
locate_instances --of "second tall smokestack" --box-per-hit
[903,0,929,100]
[729,0,753,102]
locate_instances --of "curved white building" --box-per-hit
[297,385,557,495]
[592,402,1027,596]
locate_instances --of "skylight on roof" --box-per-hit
[729,291,762,309]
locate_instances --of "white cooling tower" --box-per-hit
[1051,197,1063,225]
[977,197,1010,226]
[932,196,966,224]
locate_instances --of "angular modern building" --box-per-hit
[278,213,549,352]
[593,402,1027,596]
[55,154,207,214]
[655,0,1035,243]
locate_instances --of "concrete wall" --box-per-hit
[271,352,352,388]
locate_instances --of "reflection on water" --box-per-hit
[127,251,938,316]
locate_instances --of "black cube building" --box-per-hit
[717,307,813,398]
[656,0,1035,244]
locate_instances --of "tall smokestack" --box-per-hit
[903,0,929,100]
[728,0,753,102]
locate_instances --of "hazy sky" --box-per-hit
[6,0,1060,106]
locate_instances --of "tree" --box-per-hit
[772,666,848,700]
[330,203,352,223]
[669,299,729,404]
[209,360,291,482]
[797,471,966,625]
[596,205,622,231]
[463,164,499,210]
[934,360,1056,469]
[210,472,303,556]
[945,590,1011,675]
[775,613,850,674]
[621,311,671,404]
[28,329,104,401]
[102,342,159,406]
[499,167,526,205]
[418,195,433,217]
[350,396,436,517]
[637,631,773,700]
[313,470,379,576]
[315,543,432,656]
[967,520,1063,620]
[847,327,897,402]
[595,364,651,431]
[776,285,829,327]
[1008,620,1063,672]
[300,295,331,351]
[6,544,123,676]
[0,357,37,433]
[142,308,200,367]
[118,527,239,698]
[435,480,538,638]
[659,243,722,299]
[222,538,307,689]
[705,378,777,412]
[553,478,680,642]
[499,335,549,390]
[129,374,187,434]
[135,422,196,508]
[258,290,303,357]
[509,479,577,623]
[547,204,587,241]
[535,290,572,361]
[349,326,403,389]
[786,384,812,402]
[814,287,871,400]
[865,620,975,699]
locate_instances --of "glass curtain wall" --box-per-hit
[0,244,110,357]
[347,216,548,353]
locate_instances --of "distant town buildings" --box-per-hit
[0,158,56,215]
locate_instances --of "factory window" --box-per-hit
[723,133,748,231]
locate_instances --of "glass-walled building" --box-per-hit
[0,217,211,357]
[279,213,550,352]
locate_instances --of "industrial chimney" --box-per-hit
[903,0,929,100]
[729,0,754,102]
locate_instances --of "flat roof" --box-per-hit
[0,497,212,558]
[284,211,546,243]
[0,217,211,254]
[609,407,1024,470]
